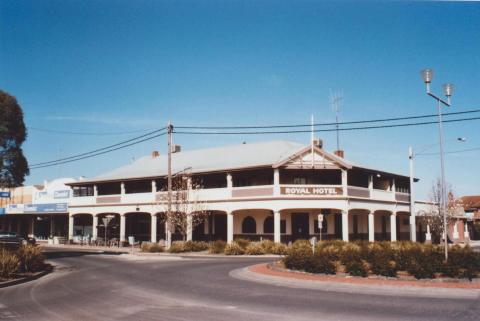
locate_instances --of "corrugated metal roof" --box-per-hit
[78,140,306,183]
[70,140,411,185]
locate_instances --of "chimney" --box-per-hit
[172,145,181,153]
[313,139,323,148]
[152,151,160,158]
[334,150,344,158]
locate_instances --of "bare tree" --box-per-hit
[418,178,463,243]
[160,174,208,241]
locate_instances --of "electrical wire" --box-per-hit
[174,116,480,135]
[28,127,152,136]
[175,109,480,129]
[29,127,167,167]
[30,132,167,169]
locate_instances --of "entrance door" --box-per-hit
[213,214,227,241]
[291,213,309,242]
[334,214,342,239]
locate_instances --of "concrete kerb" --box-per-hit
[0,265,53,289]
[230,264,480,300]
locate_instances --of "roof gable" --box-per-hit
[273,145,352,169]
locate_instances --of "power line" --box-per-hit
[175,109,480,129]
[29,127,167,167]
[27,113,480,170]
[417,146,480,156]
[28,127,152,136]
[174,116,480,135]
[30,132,167,170]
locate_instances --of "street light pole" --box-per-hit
[420,68,454,261]
[167,121,173,249]
[408,147,416,242]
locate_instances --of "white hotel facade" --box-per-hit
[65,140,427,245]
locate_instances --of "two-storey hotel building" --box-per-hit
[66,140,420,244]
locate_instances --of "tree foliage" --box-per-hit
[0,91,29,187]
[418,178,463,243]
[159,174,207,241]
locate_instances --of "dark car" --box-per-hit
[0,231,35,249]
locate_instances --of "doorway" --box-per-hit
[291,213,309,242]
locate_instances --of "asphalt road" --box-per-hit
[0,248,479,321]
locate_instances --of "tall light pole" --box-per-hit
[167,121,173,249]
[420,68,454,261]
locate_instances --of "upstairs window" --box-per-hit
[73,186,94,197]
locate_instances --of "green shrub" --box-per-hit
[270,243,288,255]
[345,260,368,277]
[284,240,313,271]
[208,240,226,254]
[17,245,45,272]
[140,242,164,253]
[340,243,362,265]
[405,244,443,279]
[306,254,336,274]
[168,242,185,253]
[245,242,266,255]
[259,240,275,253]
[315,240,346,252]
[225,242,245,255]
[0,249,20,279]
[317,244,341,262]
[393,242,416,271]
[234,238,250,250]
[183,241,209,252]
[443,246,479,280]
[368,243,397,277]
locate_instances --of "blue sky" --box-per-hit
[1,0,479,199]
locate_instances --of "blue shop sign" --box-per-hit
[23,203,68,213]
[0,208,5,215]
[0,191,10,198]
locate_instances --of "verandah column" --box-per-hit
[68,215,74,241]
[120,214,126,243]
[273,210,281,243]
[368,212,374,242]
[342,210,349,242]
[151,214,157,243]
[92,215,98,241]
[390,212,397,242]
[186,214,193,241]
[227,212,233,244]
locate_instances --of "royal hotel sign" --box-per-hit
[280,186,343,196]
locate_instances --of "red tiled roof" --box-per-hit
[460,195,480,210]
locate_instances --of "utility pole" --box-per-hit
[409,147,416,242]
[167,121,173,249]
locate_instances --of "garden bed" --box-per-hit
[283,240,480,281]
[0,244,49,285]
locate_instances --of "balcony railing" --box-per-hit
[69,183,410,206]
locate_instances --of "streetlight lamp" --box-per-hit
[420,68,454,260]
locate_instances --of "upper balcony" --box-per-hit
[69,168,410,206]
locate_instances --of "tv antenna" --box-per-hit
[330,89,343,151]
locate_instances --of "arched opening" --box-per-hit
[72,214,93,241]
[242,216,256,234]
[263,216,273,234]
[97,213,120,245]
[125,212,151,242]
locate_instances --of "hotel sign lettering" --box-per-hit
[281,186,342,196]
